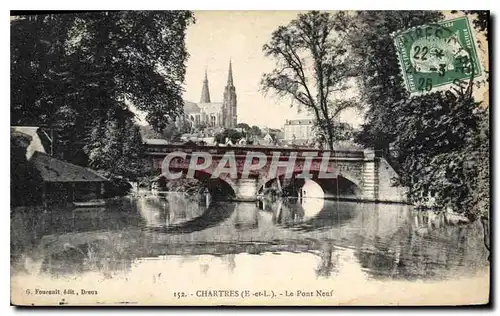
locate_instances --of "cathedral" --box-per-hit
[183,60,237,129]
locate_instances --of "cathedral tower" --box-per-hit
[222,60,237,128]
[200,69,211,103]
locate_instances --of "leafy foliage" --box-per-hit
[351,11,489,219]
[249,125,263,137]
[236,123,251,131]
[139,120,191,143]
[11,11,194,179]
[350,11,444,153]
[214,128,246,144]
[164,178,206,195]
[393,90,488,219]
[235,123,262,139]
[261,11,361,150]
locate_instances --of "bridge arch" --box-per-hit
[257,169,362,199]
[157,168,237,200]
[315,175,362,199]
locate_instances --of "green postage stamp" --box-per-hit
[393,16,483,95]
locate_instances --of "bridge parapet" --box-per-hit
[144,143,366,159]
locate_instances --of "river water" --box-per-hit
[11,193,490,305]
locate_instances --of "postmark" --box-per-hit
[393,16,483,95]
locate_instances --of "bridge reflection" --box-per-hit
[257,173,362,201]
[10,195,488,281]
[258,197,359,231]
[141,199,236,234]
[140,195,360,233]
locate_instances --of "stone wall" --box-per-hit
[376,158,408,203]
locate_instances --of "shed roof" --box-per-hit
[11,126,49,155]
[29,151,108,183]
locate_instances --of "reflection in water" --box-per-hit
[234,203,259,230]
[11,194,489,283]
[301,197,325,217]
[301,179,324,199]
[259,197,358,231]
[315,241,337,278]
[356,211,488,280]
[139,194,236,234]
[139,193,207,228]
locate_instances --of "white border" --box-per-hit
[2,1,497,315]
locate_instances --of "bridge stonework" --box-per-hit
[145,144,408,203]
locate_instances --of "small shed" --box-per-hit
[29,151,108,205]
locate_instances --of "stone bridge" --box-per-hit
[144,143,407,203]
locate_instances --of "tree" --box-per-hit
[214,128,244,144]
[332,122,355,142]
[140,118,191,143]
[261,11,360,151]
[393,90,484,216]
[350,11,443,154]
[12,12,194,129]
[11,15,76,126]
[118,121,146,180]
[139,125,161,139]
[11,11,194,179]
[350,11,489,220]
[236,123,251,131]
[249,125,262,137]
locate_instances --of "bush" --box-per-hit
[97,170,132,197]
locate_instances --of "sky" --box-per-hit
[182,11,365,129]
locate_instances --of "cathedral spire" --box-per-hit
[200,69,211,103]
[226,59,233,86]
[222,59,237,128]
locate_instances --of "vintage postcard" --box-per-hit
[10,10,490,306]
